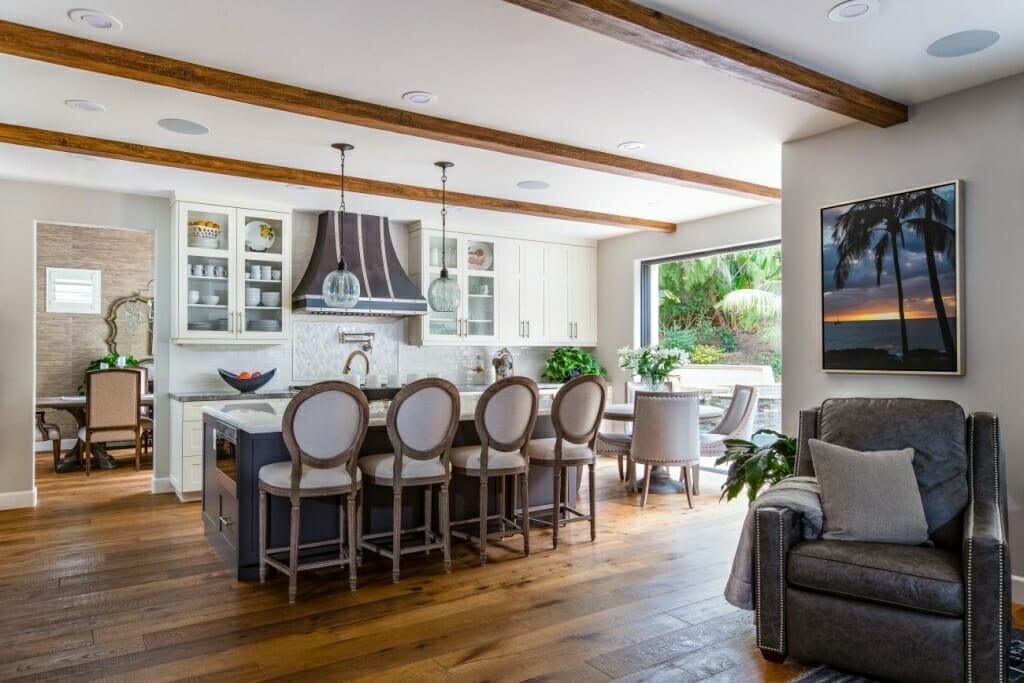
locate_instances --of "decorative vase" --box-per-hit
[641,376,668,392]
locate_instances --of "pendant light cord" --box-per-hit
[334,147,347,269]
[440,165,449,276]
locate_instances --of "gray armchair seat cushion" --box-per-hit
[788,540,964,618]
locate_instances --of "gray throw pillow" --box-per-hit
[808,439,929,545]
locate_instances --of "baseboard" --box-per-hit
[0,488,37,510]
[151,477,175,495]
[1012,575,1024,604]
[33,438,76,453]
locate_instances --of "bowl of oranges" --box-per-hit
[218,368,276,393]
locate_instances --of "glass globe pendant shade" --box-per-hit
[322,265,360,309]
[427,270,460,312]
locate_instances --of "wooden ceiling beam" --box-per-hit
[505,0,908,128]
[0,19,778,200]
[0,124,675,232]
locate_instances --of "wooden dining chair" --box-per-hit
[35,411,62,472]
[358,378,460,583]
[450,376,539,564]
[631,391,701,508]
[259,381,368,603]
[79,368,143,475]
[528,374,606,548]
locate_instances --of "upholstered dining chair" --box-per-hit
[631,391,700,508]
[528,374,606,548]
[133,367,154,458]
[450,376,539,564]
[79,368,143,475]
[594,381,643,482]
[359,378,460,583]
[35,411,61,472]
[693,385,758,496]
[258,381,368,603]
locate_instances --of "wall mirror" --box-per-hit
[105,293,154,360]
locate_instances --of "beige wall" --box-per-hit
[0,180,169,508]
[36,224,154,437]
[781,73,1024,579]
[595,204,781,401]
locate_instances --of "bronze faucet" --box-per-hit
[343,350,370,375]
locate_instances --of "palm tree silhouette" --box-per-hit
[831,189,955,362]
[832,196,912,357]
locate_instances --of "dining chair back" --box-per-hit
[710,384,759,441]
[82,368,142,475]
[631,391,701,507]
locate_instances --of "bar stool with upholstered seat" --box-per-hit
[359,378,460,583]
[527,374,606,548]
[449,376,539,564]
[258,381,368,603]
[79,368,143,475]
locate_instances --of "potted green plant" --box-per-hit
[543,347,605,382]
[79,353,139,393]
[715,429,796,504]
[617,345,687,391]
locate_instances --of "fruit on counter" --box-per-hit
[252,371,262,377]
[237,371,252,380]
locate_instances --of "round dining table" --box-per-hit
[37,394,154,473]
[603,401,725,495]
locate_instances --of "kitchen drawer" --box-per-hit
[182,455,204,492]
[184,422,205,456]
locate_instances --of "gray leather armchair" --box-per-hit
[755,398,1009,683]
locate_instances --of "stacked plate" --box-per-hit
[212,318,229,331]
[189,321,213,331]
[247,319,281,332]
[189,237,220,249]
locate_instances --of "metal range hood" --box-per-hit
[292,211,427,318]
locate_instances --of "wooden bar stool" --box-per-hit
[358,378,460,583]
[527,374,606,548]
[258,381,368,603]
[450,376,539,564]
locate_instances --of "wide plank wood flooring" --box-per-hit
[0,450,816,681]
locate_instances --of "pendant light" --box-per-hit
[427,161,460,313]
[321,143,361,309]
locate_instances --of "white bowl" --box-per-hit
[201,295,220,306]
[261,292,281,307]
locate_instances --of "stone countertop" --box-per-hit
[202,388,558,434]
[169,390,297,402]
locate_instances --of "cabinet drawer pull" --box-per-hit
[218,515,235,527]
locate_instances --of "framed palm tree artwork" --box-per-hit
[820,180,962,374]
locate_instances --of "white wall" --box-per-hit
[781,73,1024,573]
[0,180,169,506]
[595,204,781,400]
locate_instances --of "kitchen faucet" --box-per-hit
[343,350,370,375]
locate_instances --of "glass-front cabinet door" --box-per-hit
[178,203,237,339]
[463,236,497,342]
[423,234,460,341]
[238,209,288,341]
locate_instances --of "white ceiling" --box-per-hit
[1,1,1022,239]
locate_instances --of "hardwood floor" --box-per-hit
[0,450,813,681]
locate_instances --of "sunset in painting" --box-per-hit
[821,182,959,373]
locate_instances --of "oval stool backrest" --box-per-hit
[477,376,540,454]
[552,374,607,446]
[387,377,461,463]
[282,382,369,487]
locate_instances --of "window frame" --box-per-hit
[45,267,103,314]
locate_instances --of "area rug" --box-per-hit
[788,629,1024,682]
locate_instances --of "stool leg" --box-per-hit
[392,488,402,583]
[498,475,506,534]
[288,500,300,603]
[258,489,268,583]
[441,482,451,573]
[347,492,358,591]
[552,465,561,549]
[479,478,488,565]
[424,484,432,551]
[356,488,364,567]
[589,462,597,542]
[521,468,530,556]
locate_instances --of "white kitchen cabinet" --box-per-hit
[172,200,291,344]
[500,239,546,345]
[409,229,500,345]
[544,244,597,346]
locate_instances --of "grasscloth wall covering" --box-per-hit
[781,73,1024,589]
[35,224,154,438]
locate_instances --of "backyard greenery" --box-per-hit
[657,246,781,377]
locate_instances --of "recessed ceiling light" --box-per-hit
[157,118,209,135]
[286,184,309,191]
[67,8,123,30]
[927,30,1000,58]
[828,0,879,22]
[402,91,438,105]
[64,99,106,113]
[517,180,550,190]
[617,141,647,152]
[66,152,97,162]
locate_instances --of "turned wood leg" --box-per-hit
[588,462,596,542]
[498,475,506,535]
[552,466,561,549]
[339,492,346,572]
[682,466,694,509]
[575,464,583,495]
[424,484,432,551]
[640,465,651,507]
[288,500,300,603]
[392,488,402,584]
[521,469,530,556]
[52,438,60,473]
[258,490,268,583]
[617,454,624,481]
[356,488,364,567]
[134,430,141,472]
[691,465,701,496]
[441,483,451,573]
[347,493,357,592]
[84,437,91,477]
[479,478,488,565]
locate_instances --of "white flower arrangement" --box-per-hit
[617,345,688,390]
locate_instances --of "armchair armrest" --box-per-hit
[964,497,1010,682]
[754,506,802,662]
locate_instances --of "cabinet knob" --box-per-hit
[218,515,235,527]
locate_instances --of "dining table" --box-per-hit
[603,400,725,495]
[36,394,155,473]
